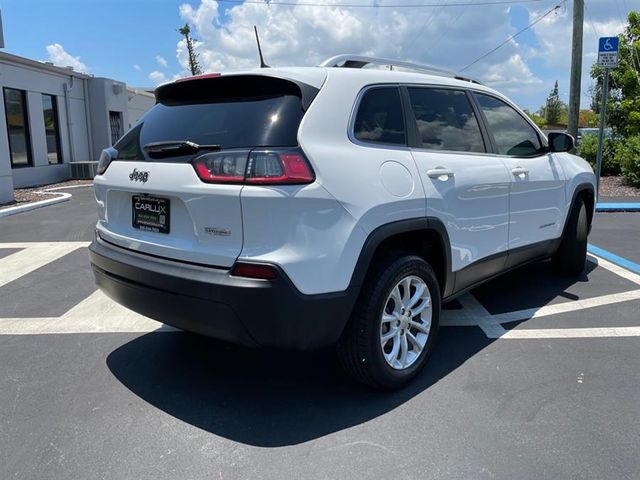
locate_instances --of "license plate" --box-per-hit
[132,195,170,234]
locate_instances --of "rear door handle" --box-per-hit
[511,167,529,177]
[427,168,455,179]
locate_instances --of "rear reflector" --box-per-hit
[231,262,278,280]
[192,148,314,185]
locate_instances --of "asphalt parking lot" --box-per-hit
[1,186,640,480]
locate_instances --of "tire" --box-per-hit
[553,196,588,276]
[337,254,441,389]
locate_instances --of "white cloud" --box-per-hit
[528,2,627,108]
[148,70,167,85]
[45,43,89,73]
[133,64,142,71]
[155,55,168,68]
[483,54,543,94]
[170,0,633,110]
[176,0,517,73]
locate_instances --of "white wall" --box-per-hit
[0,60,90,190]
[126,89,155,128]
[0,56,154,200]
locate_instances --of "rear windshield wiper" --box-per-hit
[143,141,222,159]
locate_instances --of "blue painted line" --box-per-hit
[588,244,640,274]
[596,202,640,212]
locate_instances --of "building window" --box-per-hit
[109,111,123,145]
[42,94,62,164]
[3,88,32,167]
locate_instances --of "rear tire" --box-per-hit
[553,196,588,276]
[337,254,441,389]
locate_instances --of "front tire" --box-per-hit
[553,196,588,276]
[337,254,441,389]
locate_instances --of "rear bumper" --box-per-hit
[89,238,357,350]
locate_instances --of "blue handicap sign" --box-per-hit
[599,37,619,53]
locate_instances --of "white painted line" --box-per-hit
[0,243,88,288]
[0,241,90,249]
[0,290,175,335]
[589,254,640,286]
[458,293,507,338]
[492,289,640,324]
[500,326,640,339]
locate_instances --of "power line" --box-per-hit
[216,0,546,8]
[460,1,564,72]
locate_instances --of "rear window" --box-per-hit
[353,87,406,146]
[114,75,315,160]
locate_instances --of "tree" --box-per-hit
[579,109,599,128]
[590,11,640,137]
[544,80,564,125]
[178,23,203,76]
[524,109,547,129]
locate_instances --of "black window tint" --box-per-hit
[475,94,543,156]
[354,87,406,146]
[42,94,62,164]
[408,88,485,153]
[114,76,313,161]
[3,88,32,167]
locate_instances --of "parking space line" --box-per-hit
[458,294,507,338]
[500,326,640,339]
[588,245,640,276]
[0,290,175,335]
[0,243,90,289]
[492,289,640,324]
[588,253,640,285]
[0,242,638,340]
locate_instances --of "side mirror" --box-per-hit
[548,132,575,153]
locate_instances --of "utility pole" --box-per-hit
[567,0,584,141]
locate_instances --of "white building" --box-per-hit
[0,51,155,204]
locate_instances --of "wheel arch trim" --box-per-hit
[565,182,595,237]
[348,217,454,298]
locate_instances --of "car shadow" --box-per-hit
[470,259,598,314]
[106,326,492,447]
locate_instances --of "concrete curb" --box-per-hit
[596,202,640,212]
[0,184,93,218]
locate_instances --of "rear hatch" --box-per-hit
[94,74,320,267]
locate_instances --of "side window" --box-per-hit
[475,93,543,156]
[354,87,406,146]
[407,88,485,153]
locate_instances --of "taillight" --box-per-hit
[192,150,249,184]
[96,148,116,175]
[231,262,278,280]
[192,148,314,185]
[246,150,315,185]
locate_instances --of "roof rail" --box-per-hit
[318,55,483,85]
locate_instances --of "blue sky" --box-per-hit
[1,0,637,110]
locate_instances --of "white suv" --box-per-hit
[90,56,596,388]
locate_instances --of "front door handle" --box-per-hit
[427,168,455,179]
[511,167,529,177]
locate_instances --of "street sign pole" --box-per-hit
[595,36,619,202]
[595,67,609,202]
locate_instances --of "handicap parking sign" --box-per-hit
[598,37,620,68]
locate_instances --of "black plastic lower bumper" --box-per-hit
[89,238,357,350]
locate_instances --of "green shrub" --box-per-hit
[616,135,640,187]
[577,135,621,176]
